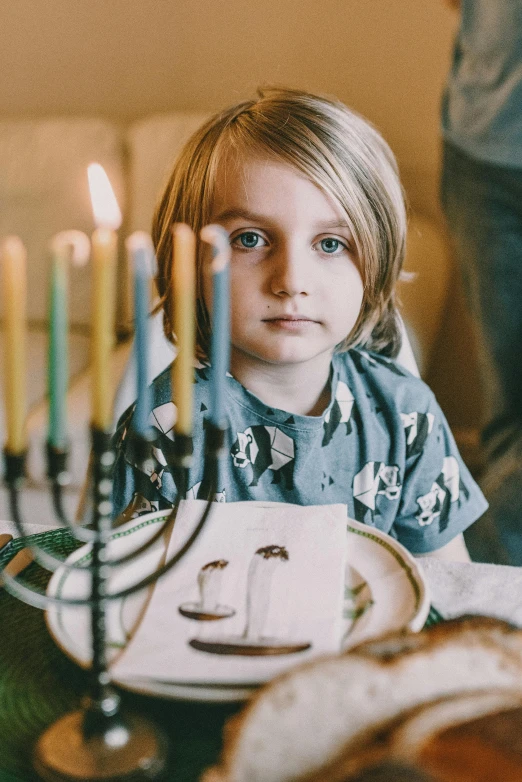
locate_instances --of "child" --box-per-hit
[112,87,487,561]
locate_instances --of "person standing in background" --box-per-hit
[441,1,522,564]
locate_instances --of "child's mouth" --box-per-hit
[264,316,318,331]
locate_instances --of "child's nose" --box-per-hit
[269,244,310,297]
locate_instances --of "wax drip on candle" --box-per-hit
[200,225,231,274]
[50,230,91,267]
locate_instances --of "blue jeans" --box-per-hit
[441,140,522,563]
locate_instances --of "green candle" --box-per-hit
[48,248,69,449]
[47,231,90,449]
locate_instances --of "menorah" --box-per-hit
[0,201,231,779]
[3,418,226,781]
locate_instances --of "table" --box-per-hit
[2,529,521,782]
[0,529,240,782]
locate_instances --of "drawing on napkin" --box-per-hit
[243,545,289,641]
[187,544,312,656]
[178,559,236,621]
[111,500,347,686]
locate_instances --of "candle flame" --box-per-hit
[200,224,231,273]
[50,230,90,266]
[87,163,122,231]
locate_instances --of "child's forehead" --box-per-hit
[213,149,288,187]
[210,151,349,226]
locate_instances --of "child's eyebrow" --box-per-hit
[316,220,353,231]
[212,208,267,223]
[212,208,352,233]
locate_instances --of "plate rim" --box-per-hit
[46,509,430,701]
[346,518,430,632]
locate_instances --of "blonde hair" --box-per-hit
[153,86,407,358]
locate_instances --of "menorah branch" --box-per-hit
[4,417,228,781]
[88,426,115,710]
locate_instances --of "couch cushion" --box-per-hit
[0,118,125,326]
[0,326,90,413]
[126,112,210,233]
[0,326,91,480]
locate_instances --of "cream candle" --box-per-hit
[172,224,196,436]
[1,236,27,454]
[87,163,122,432]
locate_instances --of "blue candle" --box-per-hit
[200,225,230,428]
[126,232,154,437]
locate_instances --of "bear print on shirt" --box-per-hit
[401,411,435,458]
[353,461,402,523]
[231,425,295,490]
[322,381,355,446]
[186,482,227,503]
[415,455,470,533]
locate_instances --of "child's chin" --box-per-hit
[257,347,330,367]
[233,338,335,368]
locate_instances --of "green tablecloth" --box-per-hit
[0,529,240,782]
[0,529,442,782]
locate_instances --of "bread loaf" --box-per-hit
[389,690,522,758]
[391,696,522,781]
[313,690,522,782]
[205,617,522,782]
[342,761,438,781]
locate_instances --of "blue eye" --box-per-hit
[320,238,342,254]
[235,231,265,249]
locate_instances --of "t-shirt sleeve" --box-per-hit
[392,392,488,554]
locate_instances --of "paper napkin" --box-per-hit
[112,500,347,685]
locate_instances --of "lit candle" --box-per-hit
[87,163,122,432]
[1,236,27,454]
[48,231,90,449]
[200,225,230,428]
[172,224,196,436]
[126,232,154,437]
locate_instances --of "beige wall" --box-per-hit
[0,0,456,219]
[0,1,480,432]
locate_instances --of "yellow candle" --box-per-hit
[1,236,27,454]
[172,224,196,436]
[91,228,117,431]
[87,163,121,432]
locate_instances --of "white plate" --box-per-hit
[46,510,430,702]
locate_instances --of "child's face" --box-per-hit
[206,154,364,375]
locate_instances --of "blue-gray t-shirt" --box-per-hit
[442,0,522,168]
[112,349,487,554]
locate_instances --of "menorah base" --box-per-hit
[33,710,168,781]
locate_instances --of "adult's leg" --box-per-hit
[441,141,522,563]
